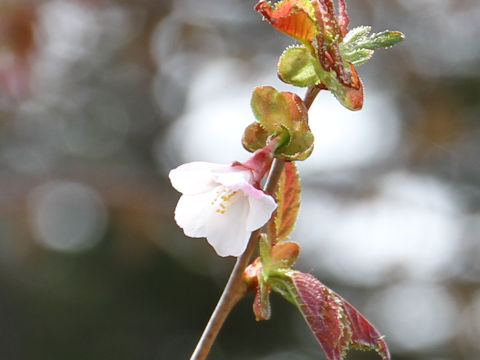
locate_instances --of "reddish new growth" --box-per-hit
[255,0,360,89]
[292,272,390,360]
[255,0,364,110]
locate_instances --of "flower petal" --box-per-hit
[246,193,277,231]
[213,167,269,199]
[212,167,252,188]
[205,195,251,257]
[169,162,225,195]
[174,190,219,238]
[238,183,267,199]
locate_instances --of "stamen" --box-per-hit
[211,188,238,214]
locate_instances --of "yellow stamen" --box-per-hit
[211,188,238,214]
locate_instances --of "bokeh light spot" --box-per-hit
[28,181,108,253]
[368,282,459,352]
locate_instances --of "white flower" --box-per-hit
[169,161,277,257]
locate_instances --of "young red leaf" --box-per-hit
[255,0,318,51]
[270,241,300,268]
[337,0,349,38]
[312,0,338,42]
[307,0,357,89]
[289,272,390,360]
[274,162,301,240]
[342,300,390,358]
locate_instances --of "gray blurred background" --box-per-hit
[0,0,479,359]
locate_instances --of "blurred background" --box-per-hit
[0,0,479,359]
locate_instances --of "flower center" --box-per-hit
[212,188,239,214]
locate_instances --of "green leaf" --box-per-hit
[363,30,405,50]
[341,48,374,66]
[279,131,314,160]
[341,26,405,66]
[278,46,321,87]
[341,25,372,47]
[244,86,314,161]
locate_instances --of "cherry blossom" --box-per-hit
[169,148,277,257]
